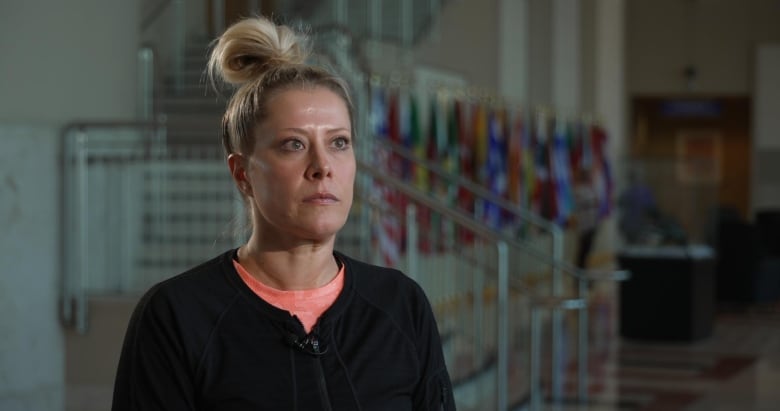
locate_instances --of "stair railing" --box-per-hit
[365,107,630,407]
[60,120,168,334]
[352,158,586,411]
[311,16,629,406]
[140,0,185,93]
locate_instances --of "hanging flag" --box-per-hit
[427,97,447,252]
[370,84,388,139]
[387,92,403,177]
[427,98,440,197]
[458,101,476,197]
[369,85,402,267]
[580,119,594,172]
[445,99,460,204]
[440,99,462,250]
[520,113,535,219]
[400,92,413,182]
[569,118,585,173]
[472,103,489,187]
[407,94,432,253]
[507,109,523,213]
[485,108,508,229]
[456,100,476,244]
[409,95,427,190]
[591,124,615,219]
[550,117,574,225]
[532,111,556,220]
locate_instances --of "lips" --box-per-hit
[303,192,339,203]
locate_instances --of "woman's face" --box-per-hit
[244,86,355,246]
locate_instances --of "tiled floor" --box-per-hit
[67,287,780,411]
[555,285,780,411]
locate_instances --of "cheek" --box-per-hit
[250,165,294,203]
[340,163,357,189]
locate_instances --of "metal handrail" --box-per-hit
[317,17,626,407]
[140,0,185,92]
[356,159,585,411]
[141,0,173,31]
[357,158,593,283]
[60,119,167,334]
[374,137,559,232]
[369,136,631,394]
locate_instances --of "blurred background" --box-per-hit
[1,0,779,410]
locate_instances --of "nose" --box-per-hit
[306,147,332,180]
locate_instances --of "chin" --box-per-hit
[298,220,348,241]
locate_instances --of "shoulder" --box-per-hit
[336,252,435,335]
[338,253,426,303]
[130,250,241,333]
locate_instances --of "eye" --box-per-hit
[281,139,305,151]
[332,136,351,150]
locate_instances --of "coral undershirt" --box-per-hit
[232,259,345,333]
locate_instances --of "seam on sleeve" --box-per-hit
[193,292,243,378]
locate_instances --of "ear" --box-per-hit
[228,153,252,196]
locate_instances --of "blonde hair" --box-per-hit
[207,16,354,156]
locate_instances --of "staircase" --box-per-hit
[62,2,616,411]
[159,36,226,147]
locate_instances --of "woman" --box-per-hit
[111,16,455,411]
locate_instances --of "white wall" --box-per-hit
[0,127,63,410]
[498,0,529,104]
[752,45,780,212]
[0,1,140,410]
[626,0,780,217]
[413,0,500,90]
[627,0,780,95]
[592,0,627,251]
[528,0,553,107]
[0,0,139,124]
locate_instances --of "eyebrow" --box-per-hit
[281,127,351,134]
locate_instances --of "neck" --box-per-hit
[237,239,339,291]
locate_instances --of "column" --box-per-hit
[593,0,627,248]
[552,0,582,114]
[498,0,530,104]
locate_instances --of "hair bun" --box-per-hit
[208,17,310,87]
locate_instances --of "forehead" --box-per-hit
[264,87,350,123]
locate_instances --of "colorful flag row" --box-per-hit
[368,85,614,264]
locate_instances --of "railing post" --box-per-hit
[137,47,155,120]
[530,306,543,411]
[497,242,509,411]
[473,255,484,366]
[62,133,76,326]
[551,224,565,405]
[211,0,224,35]
[578,275,590,405]
[406,203,418,281]
[153,117,169,287]
[370,195,383,267]
[401,0,413,69]
[334,0,347,27]
[428,0,441,42]
[369,0,382,63]
[173,0,186,93]
[75,130,89,334]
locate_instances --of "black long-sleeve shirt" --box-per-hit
[112,249,455,410]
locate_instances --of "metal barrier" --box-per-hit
[60,121,244,333]
[344,159,586,410]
